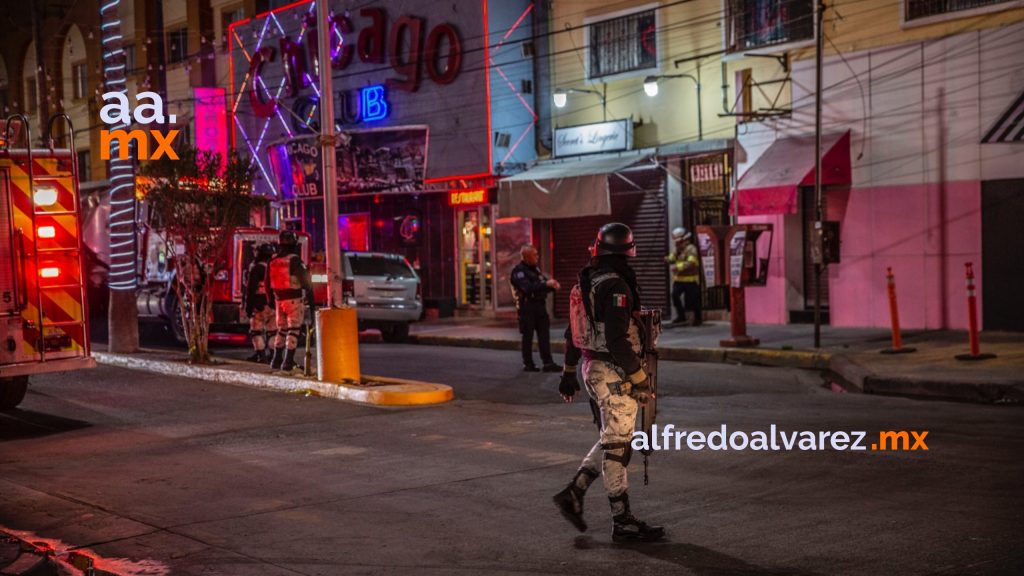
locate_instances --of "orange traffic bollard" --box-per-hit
[955,262,996,361]
[881,267,915,354]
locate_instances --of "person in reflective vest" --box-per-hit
[553,222,665,543]
[666,227,702,326]
[243,243,277,363]
[268,230,314,372]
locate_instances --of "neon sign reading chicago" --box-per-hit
[247,8,463,120]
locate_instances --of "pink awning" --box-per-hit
[734,131,851,216]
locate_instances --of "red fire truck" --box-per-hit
[0,115,94,409]
[136,225,313,343]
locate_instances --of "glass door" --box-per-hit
[457,207,494,308]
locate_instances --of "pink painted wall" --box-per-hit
[739,181,982,329]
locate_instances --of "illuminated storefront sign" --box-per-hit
[244,9,463,120]
[448,189,489,207]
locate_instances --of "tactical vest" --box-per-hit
[249,262,268,296]
[269,254,302,292]
[569,272,642,355]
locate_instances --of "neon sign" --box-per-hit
[361,85,389,122]
[448,189,488,207]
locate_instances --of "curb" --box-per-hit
[93,353,453,407]
[406,334,1021,405]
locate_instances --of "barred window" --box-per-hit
[726,0,814,53]
[906,0,1014,21]
[588,9,657,80]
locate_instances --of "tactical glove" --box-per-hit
[559,369,580,402]
[630,380,653,406]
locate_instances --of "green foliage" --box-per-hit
[139,146,267,362]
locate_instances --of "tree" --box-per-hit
[139,147,267,363]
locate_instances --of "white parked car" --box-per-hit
[341,252,422,342]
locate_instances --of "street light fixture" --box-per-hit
[643,72,703,140]
[552,86,608,121]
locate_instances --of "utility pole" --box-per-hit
[317,0,342,307]
[813,0,826,349]
[101,0,140,353]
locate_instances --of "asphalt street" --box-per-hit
[1,343,1022,575]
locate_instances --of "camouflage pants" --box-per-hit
[249,305,277,351]
[272,298,305,350]
[575,358,638,500]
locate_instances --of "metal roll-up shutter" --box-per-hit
[551,166,668,318]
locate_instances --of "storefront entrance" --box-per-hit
[457,207,494,309]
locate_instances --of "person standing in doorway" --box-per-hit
[666,227,702,326]
[510,245,562,372]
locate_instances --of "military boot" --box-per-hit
[610,493,665,543]
[280,348,298,372]
[553,469,596,532]
[246,349,266,363]
[269,346,286,370]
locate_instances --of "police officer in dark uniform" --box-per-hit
[553,223,665,543]
[510,244,562,372]
[242,243,277,363]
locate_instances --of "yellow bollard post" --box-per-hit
[316,307,361,384]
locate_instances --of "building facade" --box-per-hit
[731,0,1024,331]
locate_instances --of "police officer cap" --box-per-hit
[592,222,636,257]
[279,229,298,247]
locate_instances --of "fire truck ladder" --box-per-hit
[45,114,90,358]
[2,114,90,362]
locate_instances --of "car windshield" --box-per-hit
[348,255,415,278]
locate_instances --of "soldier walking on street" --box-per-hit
[268,230,314,373]
[243,243,277,363]
[510,244,562,373]
[553,223,665,543]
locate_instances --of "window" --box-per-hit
[25,77,36,113]
[222,6,244,49]
[736,68,753,122]
[124,44,136,74]
[77,150,91,182]
[167,28,188,64]
[347,255,415,279]
[726,0,814,52]
[587,9,657,80]
[905,0,1016,21]
[72,62,87,100]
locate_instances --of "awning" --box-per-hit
[734,131,851,216]
[498,151,651,219]
[982,90,1024,143]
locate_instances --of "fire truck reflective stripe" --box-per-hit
[41,289,83,324]
[4,152,88,360]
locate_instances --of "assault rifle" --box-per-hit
[637,308,661,485]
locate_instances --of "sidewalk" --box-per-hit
[94,349,453,407]
[409,317,1024,404]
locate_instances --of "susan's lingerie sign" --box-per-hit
[553,119,632,158]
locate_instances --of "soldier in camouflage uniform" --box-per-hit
[553,222,665,543]
[268,230,314,373]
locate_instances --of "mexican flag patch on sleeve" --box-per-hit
[612,293,627,307]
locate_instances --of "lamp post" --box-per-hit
[553,86,608,121]
[642,71,703,140]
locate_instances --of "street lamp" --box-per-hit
[552,86,607,121]
[643,72,703,140]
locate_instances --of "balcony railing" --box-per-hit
[726,0,815,52]
[906,0,1014,21]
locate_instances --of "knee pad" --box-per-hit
[601,441,633,466]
